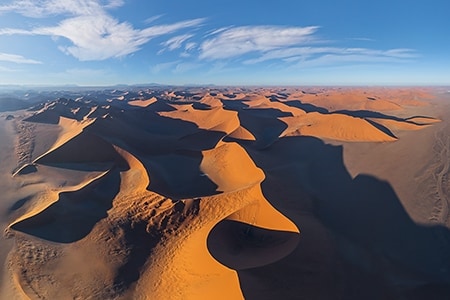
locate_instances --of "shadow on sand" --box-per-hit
[8,97,450,299]
[10,169,121,243]
[236,132,450,300]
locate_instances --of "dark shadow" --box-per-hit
[140,100,177,112]
[284,100,329,114]
[142,149,220,199]
[113,198,201,291]
[35,131,127,166]
[224,108,289,149]
[0,97,31,112]
[281,102,437,129]
[23,109,60,124]
[223,93,237,99]
[333,109,433,125]
[10,169,121,243]
[9,195,34,212]
[85,106,222,199]
[207,220,299,270]
[335,109,405,120]
[14,163,38,175]
[23,98,96,123]
[178,130,227,151]
[403,283,450,300]
[405,115,442,124]
[10,91,449,298]
[220,99,249,110]
[366,119,397,139]
[112,221,161,292]
[192,101,212,110]
[237,134,450,300]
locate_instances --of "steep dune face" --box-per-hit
[283,87,432,112]
[1,87,447,300]
[280,113,399,142]
[200,142,265,193]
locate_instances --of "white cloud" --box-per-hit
[293,52,416,69]
[244,47,418,64]
[244,47,335,64]
[151,60,181,74]
[0,28,35,35]
[199,25,319,60]
[0,0,105,17]
[145,14,165,24]
[161,34,193,51]
[150,61,202,74]
[103,0,124,9]
[0,52,42,64]
[39,16,203,61]
[173,62,202,74]
[0,0,205,61]
[179,42,198,57]
[0,1,420,71]
[185,42,197,51]
[198,25,418,69]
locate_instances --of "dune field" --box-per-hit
[0,86,449,299]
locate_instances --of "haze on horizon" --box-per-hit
[0,0,449,86]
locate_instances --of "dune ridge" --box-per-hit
[1,87,447,299]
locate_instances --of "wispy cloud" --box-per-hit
[173,62,202,74]
[0,1,421,73]
[0,0,205,61]
[197,25,417,69]
[292,52,417,69]
[347,37,376,42]
[39,16,204,60]
[199,25,319,60]
[244,47,418,64]
[0,0,104,17]
[151,60,181,74]
[145,14,165,24]
[0,0,125,17]
[161,34,194,52]
[185,42,197,51]
[0,52,42,64]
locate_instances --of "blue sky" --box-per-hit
[0,0,449,86]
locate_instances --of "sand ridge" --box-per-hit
[1,87,448,299]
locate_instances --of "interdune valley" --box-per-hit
[0,86,449,299]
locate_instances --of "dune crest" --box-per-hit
[1,87,446,300]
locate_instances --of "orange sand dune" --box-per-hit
[159,105,240,134]
[1,87,449,300]
[283,87,434,112]
[280,112,398,142]
[200,142,265,193]
[128,97,157,107]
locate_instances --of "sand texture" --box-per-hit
[0,87,449,299]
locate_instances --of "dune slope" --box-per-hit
[1,87,448,300]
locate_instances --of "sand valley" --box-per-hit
[0,86,449,299]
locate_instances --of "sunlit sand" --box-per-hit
[0,87,449,299]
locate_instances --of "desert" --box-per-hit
[0,86,449,299]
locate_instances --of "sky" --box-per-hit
[0,0,449,86]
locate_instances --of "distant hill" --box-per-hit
[0,97,31,112]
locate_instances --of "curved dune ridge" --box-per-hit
[4,87,442,299]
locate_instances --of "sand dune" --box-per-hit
[280,112,399,142]
[0,87,449,299]
[128,97,157,107]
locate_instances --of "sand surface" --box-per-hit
[0,87,449,299]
